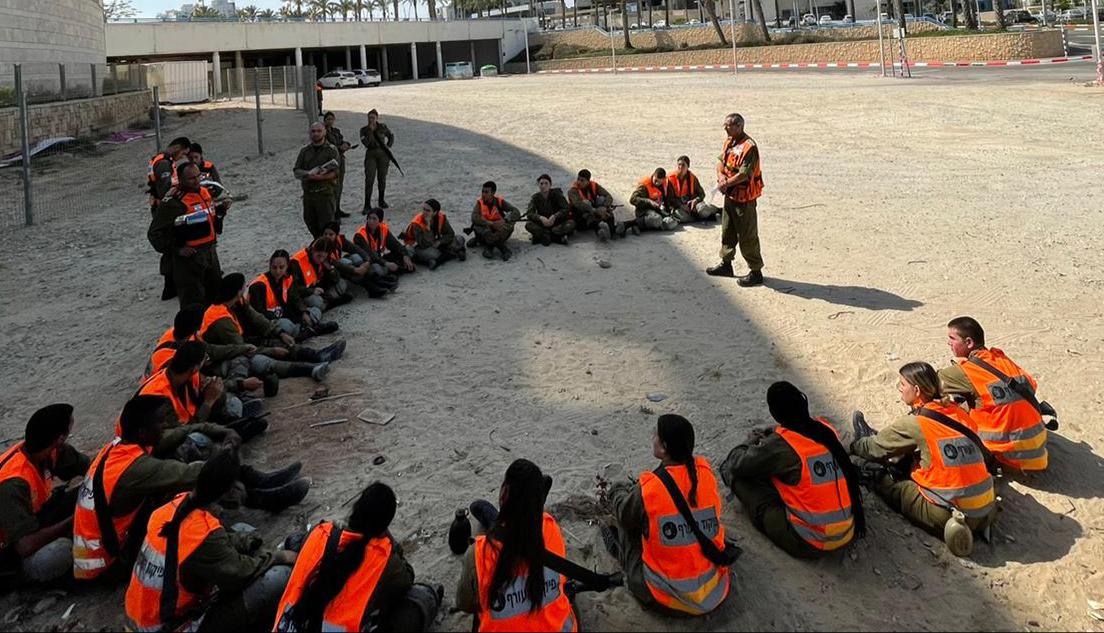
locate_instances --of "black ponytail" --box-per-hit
[291,482,397,633]
[658,415,698,505]
[489,459,547,614]
[767,382,867,537]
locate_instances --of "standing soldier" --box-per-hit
[707,113,765,287]
[322,111,352,219]
[293,123,340,238]
[148,162,232,308]
[360,109,395,211]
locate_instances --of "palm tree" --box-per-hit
[992,0,1005,28]
[237,4,260,20]
[573,0,579,26]
[193,5,223,17]
[751,0,769,40]
[664,0,670,27]
[393,0,400,20]
[308,0,329,20]
[700,0,727,44]
[427,0,438,19]
[560,0,568,26]
[406,0,420,19]
[339,0,355,19]
[259,7,276,18]
[620,0,633,46]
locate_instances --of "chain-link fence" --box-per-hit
[0,63,317,228]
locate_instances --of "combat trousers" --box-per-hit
[303,190,336,238]
[719,199,763,271]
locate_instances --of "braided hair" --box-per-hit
[657,414,698,504]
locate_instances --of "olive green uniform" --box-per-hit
[525,189,575,243]
[148,193,224,308]
[719,429,824,559]
[718,137,764,271]
[607,480,656,608]
[202,302,321,381]
[470,199,521,247]
[851,414,996,537]
[567,181,617,232]
[324,126,349,215]
[359,123,395,210]
[293,142,340,238]
[629,183,679,231]
[938,363,982,409]
[669,172,719,223]
[404,214,465,267]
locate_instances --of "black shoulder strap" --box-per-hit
[916,408,999,475]
[965,356,1042,414]
[653,466,740,567]
[316,524,345,579]
[542,549,618,592]
[160,502,185,626]
[91,445,123,557]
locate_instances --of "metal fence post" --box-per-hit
[111,64,119,95]
[294,66,300,110]
[15,65,34,226]
[59,63,68,101]
[239,65,246,101]
[283,66,290,106]
[153,86,162,155]
[269,66,275,104]
[254,69,264,156]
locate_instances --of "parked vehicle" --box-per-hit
[1059,7,1086,20]
[921,12,938,21]
[351,69,382,86]
[318,71,359,89]
[818,14,833,24]
[801,13,817,25]
[842,13,854,23]
[1004,9,1038,24]
[939,10,954,22]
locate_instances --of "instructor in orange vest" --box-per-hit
[721,381,866,558]
[938,316,1050,472]
[707,112,765,286]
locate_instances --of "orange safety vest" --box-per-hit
[570,181,599,203]
[911,401,996,519]
[125,493,221,632]
[73,440,148,580]
[772,420,855,551]
[0,443,52,549]
[356,224,392,256]
[272,522,393,632]
[638,177,668,204]
[958,349,1048,471]
[667,171,700,200]
[326,234,348,263]
[144,328,198,381]
[197,160,216,182]
[252,272,293,319]
[477,196,506,223]
[200,303,242,339]
[290,249,322,289]
[638,457,730,615]
[721,136,764,203]
[473,513,577,632]
[147,153,178,205]
[137,368,200,426]
[403,212,446,246]
[171,188,219,248]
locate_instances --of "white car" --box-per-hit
[842,14,854,23]
[352,69,382,87]
[318,71,358,89]
[819,14,833,24]
[801,13,817,25]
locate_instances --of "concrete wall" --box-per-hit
[510,30,1063,70]
[0,0,107,65]
[0,90,150,155]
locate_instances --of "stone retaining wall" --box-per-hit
[0,90,152,156]
[513,31,1062,71]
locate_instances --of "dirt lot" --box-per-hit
[0,72,1102,631]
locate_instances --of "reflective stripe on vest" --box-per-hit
[722,136,764,203]
[639,456,730,615]
[403,212,446,246]
[666,171,700,200]
[253,273,293,319]
[172,188,218,248]
[200,303,242,339]
[473,513,577,632]
[911,402,996,518]
[477,196,505,223]
[638,177,667,203]
[138,368,200,425]
[356,224,392,256]
[291,249,321,288]
[273,522,392,633]
[73,440,147,579]
[125,493,219,632]
[0,442,51,546]
[772,420,855,551]
[959,349,1047,471]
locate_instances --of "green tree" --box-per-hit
[259,7,276,18]
[193,5,223,17]
[700,0,728,45]
[308,0,330,19]
[620,0,633,46]
[103,0,137,21]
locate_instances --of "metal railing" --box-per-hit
[0,62,147,108]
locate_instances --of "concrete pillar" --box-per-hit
[411,42,419,80]
[212,51,222,95]
[381,47,389,81]
[496,39,503,69]
[470,40,477,64]
[235,50,244,98]
[295,47,303,67]
[359,44,367,69]
[435,41,444,78]
[345,46,352,70]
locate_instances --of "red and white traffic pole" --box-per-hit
[1092,0,1103,83]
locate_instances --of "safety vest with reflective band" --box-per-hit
[290,249,322,289]
[326,234,349,263]
[667,171,700,200]
[73,440,148,580]
[272,522,392,632]
[356,224,392,256]
[772,420,855,551]
[137,368,200,426]
[477,196,506,223]
[574,181,599,203]
[147,153,178,205]
[145,328,198,381]
[200,303,242,339]
[125,493,220,632]
[171,188,219,248]
[0,443,51,549]
[911,402,996,519]
[638,177,668,204]
[638,457,730,615]
[721,136,764,203]
[473,513,577,633]
[958,349,1048,471]
[253,273,293,319]
[403,212,446,246]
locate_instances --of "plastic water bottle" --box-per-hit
[448,509,472,555]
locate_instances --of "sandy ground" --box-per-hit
[0,72,1102,631]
